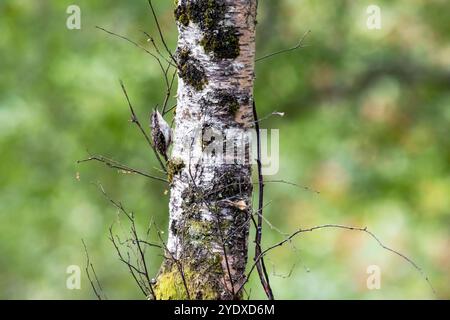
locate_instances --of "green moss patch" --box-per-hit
[175,0,226,30]
[167,157,185,183]
[216,91,240,115]
[177,48,208,91]
[174,4,190,27]
[200,27,240,60]
[175,0,240,60]
[154,264,220,300]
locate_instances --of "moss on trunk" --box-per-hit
[156,0,258,300]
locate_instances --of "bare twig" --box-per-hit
[95,26,171,77]
[142,30,175,67]
[270,260,297,279]
[119,80,167,172]
[162,69,177,116]
[236,224,436,296]
[93,27,172,172]
[135,239,163,249]
[252,100,274,300]
[95,183,159,298]
[252,202,289,237]
[77,154,167,183]
[130,212,156,299]
[96,26,177,120]
[109,226,150,297]
[256,30,311,62]
[164,104,177,115]
[147,0,178,66]
[252,111,285,124]
[82,239,106,300]
[264,179,320,194]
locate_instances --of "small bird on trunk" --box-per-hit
[150,110,172,161]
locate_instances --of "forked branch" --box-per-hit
[237,224,436,296]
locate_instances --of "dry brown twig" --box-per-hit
[82,239,107,300]
[256,30,311,62]
[77,154,167,183]
[119,80,167,172]
[252,100,274,300]
[236,224,436,296]
[94,183,158,298]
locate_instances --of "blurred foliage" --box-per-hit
[0,0,448,299]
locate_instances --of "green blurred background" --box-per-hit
[0,0,448,299]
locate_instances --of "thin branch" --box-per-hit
[252,201,289,237]
[119,80,167,172]
[264,179,320,194]
[109,226,150,297]
[96,183,160,298]
[252,111,285,125]
[95,26,170,77]
[252,100,274,300]
[256,30,311,62]
[271,261,297,279]
[164,104,177,115]
[95,26,176,120]
[129,212,156,299]
[142,30,175,67]
[77,154,167,183]
[237,224,436,296]
[134,239,163,249]
[82,239,105,300]
[162,69,177,116]
[147,0,178,66]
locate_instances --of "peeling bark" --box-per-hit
[154,0,258,300]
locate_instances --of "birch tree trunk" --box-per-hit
[153,0,258,300]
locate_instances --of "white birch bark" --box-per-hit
[154,0,258,300]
